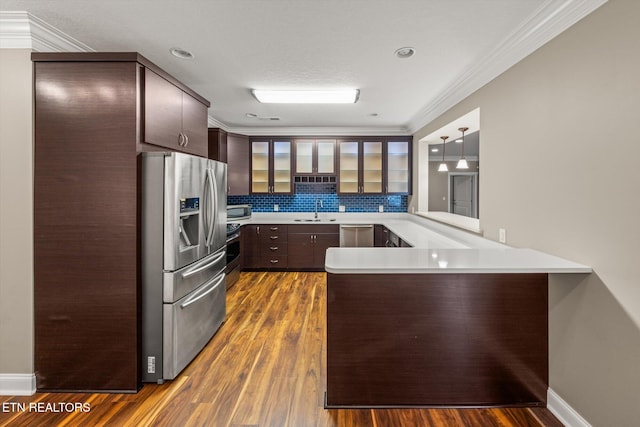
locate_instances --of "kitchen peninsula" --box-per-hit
[318,213,590,408]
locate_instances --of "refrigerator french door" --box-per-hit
[141,152,227,383]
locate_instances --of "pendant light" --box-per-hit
[456,127,469,169]
[437,136,449,172]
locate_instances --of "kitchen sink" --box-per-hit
[293,218,337,222]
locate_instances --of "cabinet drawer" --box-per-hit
[262,242,288,254]
[264,255,287,268]
[288,224,339,234]
[259,225,288,242]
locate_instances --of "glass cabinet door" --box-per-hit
[362,141,382,193]
[295,140,314,174]
[386,140,410,193]
[338,141,359,193]
[316,140,336,174]
[272,140,291,193]
[251,140,269,193]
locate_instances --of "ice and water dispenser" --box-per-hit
[179,197,200,249]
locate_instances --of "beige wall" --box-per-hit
[412,0,640,425]
[0,49,34,375]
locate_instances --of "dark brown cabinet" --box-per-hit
[288,224,339,270]
[208,128,227,162]
[32,52,209,392]
[337,137,412,195]
[250,138,293,194]
[374,224,388,247]
[144,68,208,156]
[209,129,250,195]
[243,224,288,269]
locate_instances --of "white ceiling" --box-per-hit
[1,0,606,135]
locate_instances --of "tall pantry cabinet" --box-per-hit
[32,52,210,392]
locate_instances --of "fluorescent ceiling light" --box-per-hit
[252,89,359,104]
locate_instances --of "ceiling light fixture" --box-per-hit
[251,89,359,104]
[394,47,416,59]
[456,127,469,169]
[169,47,194,59]
[246,112,280,121]
[438,136,449,172]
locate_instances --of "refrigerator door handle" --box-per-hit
[180,274,225,309]
[203,169,215,248]
[202,170,210,248]
[181,250,226,279]
[208,168,218,247]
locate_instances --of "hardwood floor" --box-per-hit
[0,272,563,426]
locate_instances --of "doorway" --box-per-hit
[449,173,478,218]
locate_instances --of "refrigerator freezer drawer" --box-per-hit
[163,272,226,380]
[163,247,226,303]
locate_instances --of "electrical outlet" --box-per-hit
[339,205,346,212]
[273,204,279,212]
[499,228,507,244]
[379,205,384,212]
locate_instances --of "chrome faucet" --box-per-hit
[314,198,323,219]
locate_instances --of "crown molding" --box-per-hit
[406,0,608,134]
[0,11,93,52]
[207,114,410,136]
[216,125,411,136]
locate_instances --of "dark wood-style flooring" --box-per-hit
[0,272,563,426]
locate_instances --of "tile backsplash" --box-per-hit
[227,183,407,213]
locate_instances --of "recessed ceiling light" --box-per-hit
[170,47,194,59]
[394,47,416,59]
[252,89,359,104]
[431,148,439,153]
[246,113,257,118]
[455,139,463,143]
[369,113,379,117]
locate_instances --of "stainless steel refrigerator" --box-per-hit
[141,152,227,383]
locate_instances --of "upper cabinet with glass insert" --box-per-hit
[293,139,336,175]
[337,137,412,194]
[250,138,292,194]
[338,139,383,194]
[385,139,411,194]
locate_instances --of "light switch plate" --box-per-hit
[499,228,506,243]
[379,205,384,212]
[274,204,279,212]
[339,205,346,212]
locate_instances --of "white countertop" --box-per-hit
[232,212,592,274]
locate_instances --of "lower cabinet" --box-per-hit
[288,225,339,270]
[243,224,288,269]
[243,223,338,270]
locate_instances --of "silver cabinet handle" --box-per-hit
[256,226,260,235]
[340,225,374,229]
[270,227,279,231]
[270,236,278,240]
[269,246,279,251]
[178,133,185,146]
[270,259,279,264]
[184,134,189,147]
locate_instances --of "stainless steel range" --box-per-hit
[141,152,227,383]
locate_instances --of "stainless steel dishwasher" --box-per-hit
[339,224,374,247]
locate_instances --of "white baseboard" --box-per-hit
[547,388,591,427]
[0,373,36,396]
